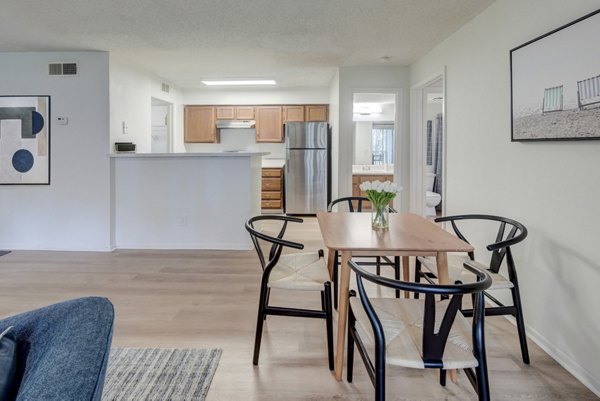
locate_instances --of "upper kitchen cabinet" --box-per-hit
[216,106,255,120]
[184,106,218,143]
[305,105,328,122]
[216,106,235,120]
[283,105,305,122]
[255,106,283,143]
[235,106,255,120]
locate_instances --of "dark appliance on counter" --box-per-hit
[284,122,330,214]
[114,142,136,153]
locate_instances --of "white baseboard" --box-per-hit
[504,316,600,397]
[114,242,253,251]
[0,243,113,252]
[527,325,600,397]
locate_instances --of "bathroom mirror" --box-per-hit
[352,93,396,172]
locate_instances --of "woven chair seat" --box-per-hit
[418,254,513,290]
[268,252,330,291]
[350,297,478,370]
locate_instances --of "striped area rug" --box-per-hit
[102,347,222,401]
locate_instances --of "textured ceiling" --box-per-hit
[0,0,494,89]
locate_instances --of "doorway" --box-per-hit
[351,93,397,205]
[151,98,172,153]
[410,72,446,218]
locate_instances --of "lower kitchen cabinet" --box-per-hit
[261,168,284,209]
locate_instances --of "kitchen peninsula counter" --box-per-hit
[110,152,267,250]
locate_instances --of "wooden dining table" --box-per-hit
[316,212,474,381]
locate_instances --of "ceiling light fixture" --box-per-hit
[201,80,277,86]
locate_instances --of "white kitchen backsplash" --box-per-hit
[185,128,286,159]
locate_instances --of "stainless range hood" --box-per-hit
[216,120,256,129]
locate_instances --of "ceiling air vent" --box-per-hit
[161,83,170,93]
[49,62,78,76]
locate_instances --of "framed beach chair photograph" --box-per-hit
[510,8,600,141]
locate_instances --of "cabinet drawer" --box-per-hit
[262,168,282,178]
[262,178,282,191]
[262,200,282,209]
[262,191,281,200]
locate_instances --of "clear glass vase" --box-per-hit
[371,204,389,230]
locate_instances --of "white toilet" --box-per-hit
[425,172,441,216]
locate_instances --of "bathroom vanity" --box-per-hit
[351,165,394,210]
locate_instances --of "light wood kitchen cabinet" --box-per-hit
[184,106,218,143]
[261,168,284,209]
[352,174,393,210]
[216,106,255,120]
[235,106,255,120]
[305,105,328,122]
[283,105,305,122]
[256,106,283,142]
[216,106,235,120]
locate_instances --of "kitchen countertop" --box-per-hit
[262,158,285,168]
[352,166,394,175]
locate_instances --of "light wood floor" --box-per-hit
[0,217,597,400]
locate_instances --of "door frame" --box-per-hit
[409,69,446,217]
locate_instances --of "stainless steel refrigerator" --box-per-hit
[285,122,330,214]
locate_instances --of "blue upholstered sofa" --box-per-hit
[0,297,114,401]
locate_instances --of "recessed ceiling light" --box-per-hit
[201,80,277,86]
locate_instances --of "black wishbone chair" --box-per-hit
[347,260,492,401]
[415,214,530,364]
[327,196,401,309]
[245,215,334,370]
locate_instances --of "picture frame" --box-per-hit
[510,9,600,141]
[0,95,51,184]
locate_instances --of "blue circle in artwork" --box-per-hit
[12,149,34,173]
[31,111,45,135]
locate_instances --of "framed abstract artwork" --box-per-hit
[510,9,600,141]
[0,95,50,184]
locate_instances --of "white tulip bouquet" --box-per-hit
[359,180,401,229]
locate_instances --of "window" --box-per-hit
[371,123,394,165]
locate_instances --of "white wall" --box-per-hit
[338,66,410,210]
[183,87,330,105]
[0,52,112,250]
[110,57,183,154]
[353,122,373,165]
[180,129,286,159]
[112,154,261,249]
[410,0,600,395]
[328,70,340,200]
